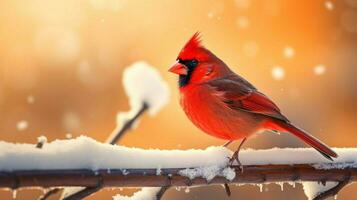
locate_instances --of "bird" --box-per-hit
[168,33,337,166]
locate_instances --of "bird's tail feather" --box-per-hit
[265,120,338,161]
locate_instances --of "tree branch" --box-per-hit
[63,186,103,200]
[1,164,355,189]
[156,186,170,199]
[313,172,351,200]
[37,188,60,200]
[106,102,149,145]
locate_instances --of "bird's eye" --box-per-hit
[178,59,199,69]
[186,59,198,68]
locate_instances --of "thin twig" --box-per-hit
[36,139,45,149]
[224,183,231,196]
[106,102,149,144]
[313,171,351,200]
[157,172,173,199]
[62,170,104,200]
[156,186,170,199]
[37,188,60,200]
[59,102,149,200]
[63,186,103,200]
[36,142,44,149]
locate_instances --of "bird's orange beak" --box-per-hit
[168,62,188,75]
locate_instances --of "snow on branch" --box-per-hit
[0,136,356,200]
[122,61,170,116]
[106,61,169,144]
[0,136,356,173]
[60,61,170,199]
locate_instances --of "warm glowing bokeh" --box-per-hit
[0,0,356,199]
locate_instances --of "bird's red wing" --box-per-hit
[207,77,289,122]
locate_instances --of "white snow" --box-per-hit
[0,136,230,170]
[113,188,161,200]
[277,182,284,191]
[184,187,190,193]
[114,110,141,130]
[105,62,170,143]
[37,136,47,144]
[63,62,169,199]
[0,137,356,171]
[16,120,28,131]
[156,165,162,175]
[122,61,170,116]
[179,165,235,181]
[12,189,17,199]
[238,147,357,166]
[1,136,357,200]
[65,133,73,139]
[303,182,338,200]
[60,187,84,199]
[222,167,236,181]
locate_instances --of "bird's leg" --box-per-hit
[229,138,247,171]
[223,141,234,165]
[223,140,233,147]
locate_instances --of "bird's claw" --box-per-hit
[228,152,243,172]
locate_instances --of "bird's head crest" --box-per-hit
[178,32,205,60]
[183,32,202,51]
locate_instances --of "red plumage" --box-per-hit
[169,33,337,161]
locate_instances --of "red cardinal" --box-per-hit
[169,33,337,165]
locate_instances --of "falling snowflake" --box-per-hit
[208,12,214,19]
[314,64,326,75]
[271,66,285,80]
[77,60,94,84]
[236,16,250,29]
[325,1,334,11]
[62,111,81,132]
[66,133,73,139]
[16,120,28,131]
[27,95,35,104]
[283,46,295,59]
[37,135,48,144]
[185,187,190,193]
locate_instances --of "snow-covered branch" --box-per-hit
[105,61,169,144]
[60,61,170,199]
[0,136,356,200]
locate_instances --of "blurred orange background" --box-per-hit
[0,0,356,199]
